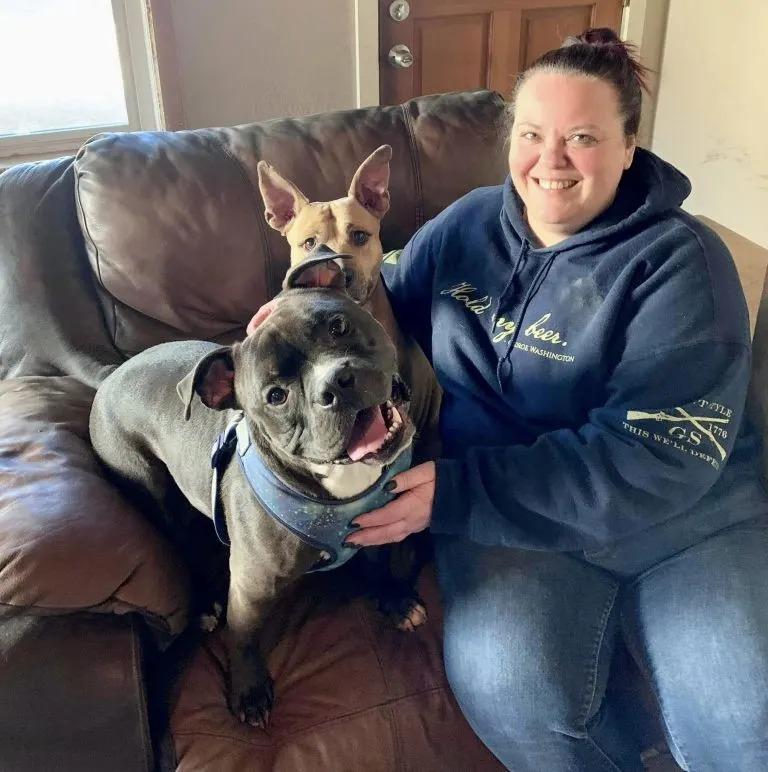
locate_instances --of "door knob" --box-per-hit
[388,44,414,69]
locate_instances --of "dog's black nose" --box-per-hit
[317,365,356,408]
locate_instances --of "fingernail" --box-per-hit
[384,480,397,492]
[344,541,359,549]
[348,521,361,529]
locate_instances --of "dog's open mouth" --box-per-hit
[342,400,404,463]
[334,376,410,465]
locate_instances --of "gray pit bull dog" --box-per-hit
[90,260,421,727]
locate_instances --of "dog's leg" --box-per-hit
[223,533,310,728]
[225,576,279,728]
[359,534,431,631]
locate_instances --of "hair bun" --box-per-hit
[563,27,627,55]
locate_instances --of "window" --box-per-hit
[0,0,163,167]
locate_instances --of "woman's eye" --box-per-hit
[521,131,539,141]
[570,134,597,145]
[302,237,317,251]
[350,230,369,246]
[328,315,349,337]
[267,387,288,406]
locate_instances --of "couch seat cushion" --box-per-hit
[168,566,502,771]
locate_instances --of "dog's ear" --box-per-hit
[283,257,347,291]
[257,161,309,233]
[348,145,392,219]
[176,347,237,420]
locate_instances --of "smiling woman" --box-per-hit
[0,0,162,167]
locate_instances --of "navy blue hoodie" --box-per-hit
[383,148,768,572]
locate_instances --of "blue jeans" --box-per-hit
[435,516,768,771]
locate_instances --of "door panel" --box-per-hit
[518,6,595,69]
[379,0,624,105]
[417,14,491,95]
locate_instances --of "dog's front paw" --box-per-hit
[228,675,275,728]
[379,595,428,632]
[198,601,224,633]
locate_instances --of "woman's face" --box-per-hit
[508,71,636,247]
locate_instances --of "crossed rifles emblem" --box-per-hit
[625,407,729,461]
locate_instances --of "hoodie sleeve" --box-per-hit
[431,229,754,552]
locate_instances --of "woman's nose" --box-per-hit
[540,138,568,168]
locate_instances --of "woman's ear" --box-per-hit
[623,135,637,170]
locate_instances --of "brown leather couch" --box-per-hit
[0,90,508,772]
[2,89,767,772]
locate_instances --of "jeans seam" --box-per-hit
[620,607,691,770]
[585,735,625,772]
[578,581,619,727]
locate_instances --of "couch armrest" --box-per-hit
[0,376,189,640]
[0,613,153,772]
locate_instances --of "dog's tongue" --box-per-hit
[346,406,387,461]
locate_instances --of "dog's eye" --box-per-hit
[350,230,369,247]
[266,387,288,406]
[328,315,349,337]
[302,237,317,251]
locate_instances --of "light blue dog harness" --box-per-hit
[210,416,412,573]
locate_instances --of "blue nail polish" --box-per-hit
[384,480,396,492]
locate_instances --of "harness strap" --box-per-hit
[210,415,411,573]
[209,418,240,546]
[209,417,337,570]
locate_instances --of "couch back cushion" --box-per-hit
[74,90,508,356]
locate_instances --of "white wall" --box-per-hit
[169,0,357,128]
[651,0,768,248]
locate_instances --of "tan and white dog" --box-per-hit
[253,148,441,633]
[255,146,441,467]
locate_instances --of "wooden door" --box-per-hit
[379,0,624,105]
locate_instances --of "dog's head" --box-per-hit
[257,146,391,304]
[177,262,413,480]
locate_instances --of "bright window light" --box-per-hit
[0,0,129,138]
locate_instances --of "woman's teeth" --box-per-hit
[536,179,577,190]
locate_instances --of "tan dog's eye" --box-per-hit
[302,237,317,251]
[350,230,369,247]
[328,315,349,337]
[266,387,288,406]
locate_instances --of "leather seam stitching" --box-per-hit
[170,684,450,746]
[207,134,275,297]
[73,163,118,345]
[400,102,424,230]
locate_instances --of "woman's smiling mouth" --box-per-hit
[534,178,579,190]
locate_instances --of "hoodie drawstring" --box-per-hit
[491,241,529,331]
[496,250,559,390]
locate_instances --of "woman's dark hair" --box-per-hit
[509,28,650,137]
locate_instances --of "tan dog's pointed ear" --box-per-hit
[348,145,392,219]
[257,160,309,233]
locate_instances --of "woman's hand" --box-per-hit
[346,461,436,547]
